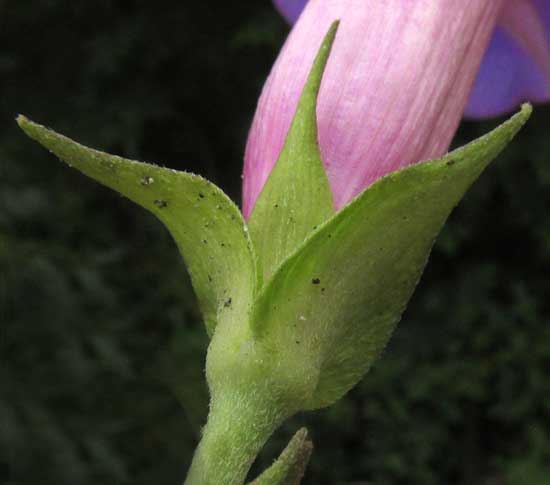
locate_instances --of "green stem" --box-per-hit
[184,391,290,485]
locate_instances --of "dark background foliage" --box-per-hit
[1,1,549,484]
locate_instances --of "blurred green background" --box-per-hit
[1,1,549,484]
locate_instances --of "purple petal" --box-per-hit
[465,27,550,118]
[534,0,550,32]
[466,0,550,117]
[272,0,307,24]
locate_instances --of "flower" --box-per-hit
[273,0,550,119]
[243,0,550,215]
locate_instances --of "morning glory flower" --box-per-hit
[274,0,550,118]
[243,0,550,214]
[273,0,550,119]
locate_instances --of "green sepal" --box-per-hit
[17,116,258,338]
[248,428,313,485]
[248,22,338,283]
[252,104,532,410]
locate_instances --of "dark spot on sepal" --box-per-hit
[154,199,168,208]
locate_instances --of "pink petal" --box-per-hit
[243,0,505,215]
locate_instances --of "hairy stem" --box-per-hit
[184,390,290,485]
